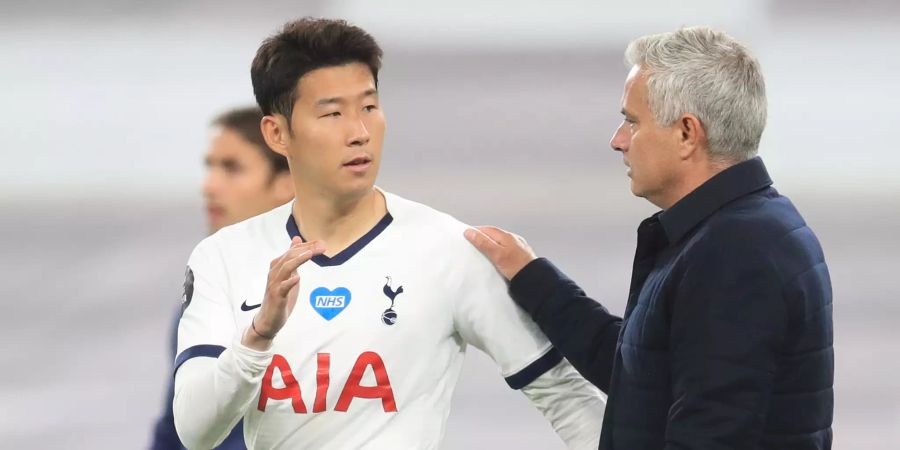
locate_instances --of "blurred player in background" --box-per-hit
[149,106,293,450]
[172,18,605,449]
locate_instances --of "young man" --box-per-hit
[150,107,293,450]
[172,18,605,450]
[202,107,294,234]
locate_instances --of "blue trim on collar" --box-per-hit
[285,213,393,267]
[504,347,564,390]
[173,344,226,375]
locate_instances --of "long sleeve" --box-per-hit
[173,338,271,450]
[450,234,605,446]
[508,258,622,392]
[521,359,606,449]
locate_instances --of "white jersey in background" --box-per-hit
[174,189,605,449]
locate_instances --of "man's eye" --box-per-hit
[223,163,242,174]
[321,112,341,118]
[363,105,377,112]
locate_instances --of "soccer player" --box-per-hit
[202,107,295,234]
[150,107,293,450]
[173,18,605,449]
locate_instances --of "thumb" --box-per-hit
[475,226,514,246]
[464,227,502,257]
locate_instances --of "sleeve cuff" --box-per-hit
[173,344,226,375]
[503,347,564,390]
[230,335,274,375]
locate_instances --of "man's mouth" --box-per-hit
[343,156,373,173]
[343,156,372,166]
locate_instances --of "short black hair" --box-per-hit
[211,106,289,175]
[251,17,383,121]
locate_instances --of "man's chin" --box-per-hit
[208,217,228,234]
[338,178,377,198]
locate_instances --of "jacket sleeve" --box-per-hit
[663,242,786,449]
[508,258,622,393]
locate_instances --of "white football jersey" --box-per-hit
[176,189,564,449]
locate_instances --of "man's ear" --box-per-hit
[676,113,708,160]
[261,114,291,157]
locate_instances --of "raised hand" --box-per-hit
[242,237,326,350]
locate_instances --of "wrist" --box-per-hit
[251,315,277,339]
[241,315,275,351]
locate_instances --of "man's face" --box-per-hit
[202,127,291,233]
[284,62,385,201]
[609,65,683,208]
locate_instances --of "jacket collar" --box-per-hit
[658,157,772,244]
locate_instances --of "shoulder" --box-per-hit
[191,202,292,265]
[708,188,806,242]
[689,188,825,281]
[384,191,493,266]
[385,191,473,239]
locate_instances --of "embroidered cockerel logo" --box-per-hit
[381,276,404,326]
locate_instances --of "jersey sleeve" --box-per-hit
[451,233,563,389]
[175,236,236,373]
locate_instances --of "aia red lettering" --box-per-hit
[335,351,397,412]
[257,351,397,413]
[258,354,307,413]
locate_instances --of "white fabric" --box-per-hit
[174,189,605,449]
[522,360,607,450]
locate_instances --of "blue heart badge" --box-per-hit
[309,287,352,321]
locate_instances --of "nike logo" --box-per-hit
[240,300,262,311]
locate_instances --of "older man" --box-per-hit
[465,27,834,449]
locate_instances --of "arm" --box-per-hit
[173,236,324,449]
[521,358,606,450]
[509,258,621,392]
[173,342,271,449]
[452,232,605,448]
[664,243,785,449]
[464,227,622,392]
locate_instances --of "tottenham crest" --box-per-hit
[381,276,404,326]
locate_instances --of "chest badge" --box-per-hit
[310,287,352,321]
[381,276,404,326]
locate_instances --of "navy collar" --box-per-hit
[658,157,773,244]
[285,212,393,267]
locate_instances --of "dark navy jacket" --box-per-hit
[510,158,833,449]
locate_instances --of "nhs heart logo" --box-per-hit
[310,287,352,321]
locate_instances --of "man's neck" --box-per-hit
[656,159,729,210]
[291,186,387,257]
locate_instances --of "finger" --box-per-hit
[276,249,316,280]
[464,227,502,256]
[277,273,300,297]
[475,226,515,247]
[270,239,305,269]
[283,240,326,259]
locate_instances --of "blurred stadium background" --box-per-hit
[1,0,898,448]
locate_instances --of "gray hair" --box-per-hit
[625,26,767,162]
